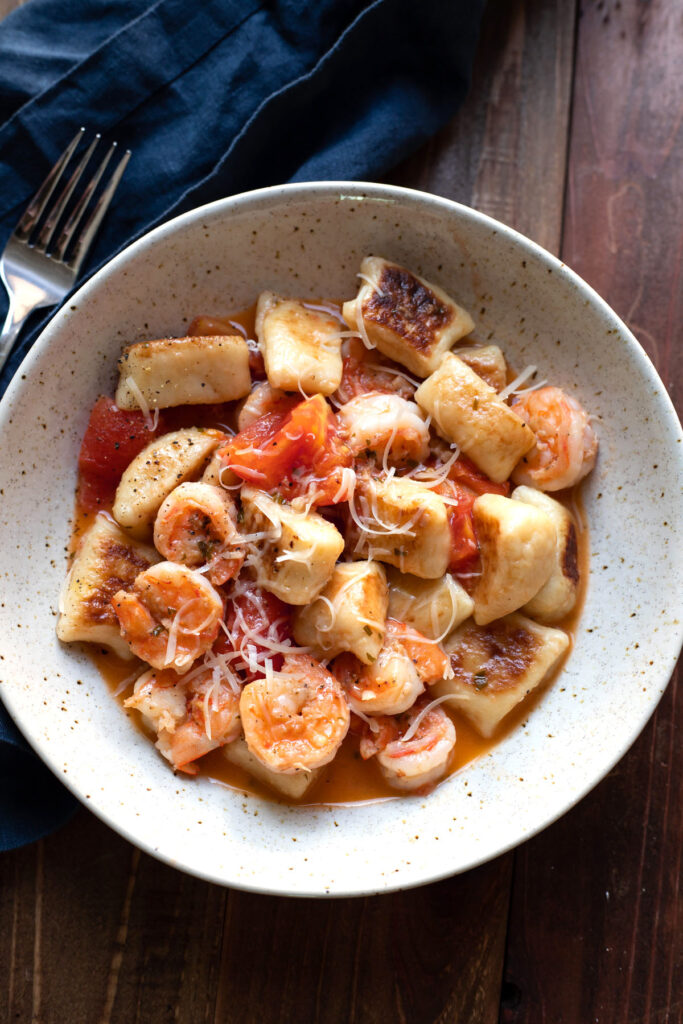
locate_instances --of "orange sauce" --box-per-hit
[72,300,590,807]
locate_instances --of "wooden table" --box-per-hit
[1,1,681,1021]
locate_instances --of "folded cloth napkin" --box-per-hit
[0,0,485,850]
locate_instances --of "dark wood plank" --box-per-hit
[501,1,683,1020]
[391,0,577,252]
[501,669,682,1024]
[0,811,227,1024]
[214,858,512,1024]
[561,0,682,409]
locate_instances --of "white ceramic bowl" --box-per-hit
[1,183,681,896]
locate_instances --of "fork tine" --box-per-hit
[15,129,85,241]
[52,139,115,262]
[68,146,131,274]
[36,134,100,252]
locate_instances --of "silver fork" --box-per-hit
[0,128,131,374]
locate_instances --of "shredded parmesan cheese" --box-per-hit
[355,308,376,350]
[352,707,380,732]
[399,694,458,744]
[498,365,546,402]
[274,541,320,565]
[364,363,420,388]
[113,667,142,697]
[403,447,460,488]
[218,466,243,490]
[331,466,356,504]
[124,375,158,431]
[357,272,385,298]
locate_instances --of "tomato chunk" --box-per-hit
[78,397,165,481]
[435,480,479,575]
[447,506,479,573]
[448,454,510,497]
[336,338,415,403]
[215,584,292,682]
[77,397,166,511]
[221,394,352,505]
[77,472,118,513]
[430,458,509,576]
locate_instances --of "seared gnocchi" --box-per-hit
[59,257,597,802]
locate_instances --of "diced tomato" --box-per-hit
[435,479,480,575]
[336,338,414,403]
[433,458,508,576]
[215,584,293,682]
[447,506,480,573]
[221,394,352,505]
[187,314,265,378]
[76,397,166,511]
[219,404,302,486]
[284,411,352,506]
[76,473,118,513]
[448,454,510,497]
[78,397,166,482]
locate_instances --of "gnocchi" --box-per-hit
[60,258,597,802]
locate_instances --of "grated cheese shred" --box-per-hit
[498,365,547,402]
[124,375,158,431]
[398,694,459,744]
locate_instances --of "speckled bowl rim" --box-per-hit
[1,181,681,896]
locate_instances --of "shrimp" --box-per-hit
[153,482,244,585]
[511,386,598,491]
[111,561,223,673]
[240,653,350,773]
[332,618,452,717]
[337,392,429,466]
[359,697,456,791]
[124,664,241,774]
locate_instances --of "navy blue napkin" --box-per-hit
[0,0,484,850]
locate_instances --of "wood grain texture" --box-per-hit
[0,811,227,1024]
[501,669,681,1024]
[501,1,683,1020]
[562,0,683,407]
[2,0,680,1022]
[214,857,512,1024]
[391,0,577,252]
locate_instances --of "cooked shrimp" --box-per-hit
[153,482,244,586]
[359,697,456,791]
[333,618,451,717]
[240,653,350,773]
[112,562,223,673]
[511,386,598,491]
[337,392,429,466]
[124,667,187,733]
[125,664,241,773]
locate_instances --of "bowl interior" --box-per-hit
[0,183,680,896]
